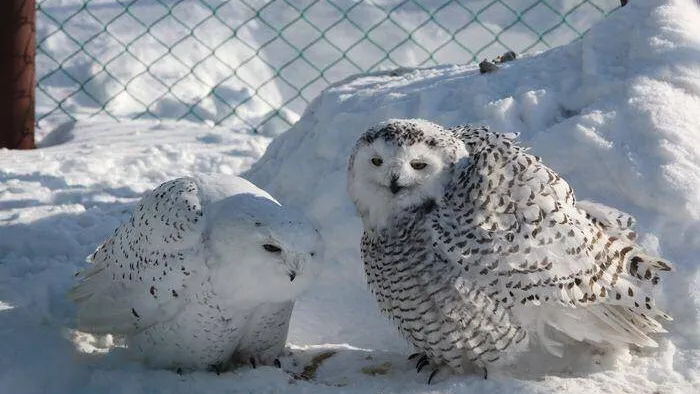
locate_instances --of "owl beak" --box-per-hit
[389,174,403,194]
[288,270,297,282]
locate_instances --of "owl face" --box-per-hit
[205,195,322,304]
[348,119,467,230]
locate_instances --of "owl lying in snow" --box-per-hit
[347,119,672,382]
[70,174,322,372]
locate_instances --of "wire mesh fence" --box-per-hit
[35,0,620,134]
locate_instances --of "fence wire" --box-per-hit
[35,0,620,133]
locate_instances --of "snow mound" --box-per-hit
[245,0,700,390]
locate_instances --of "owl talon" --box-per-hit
[273,358,282,368]
[249,357,257,369]
[483,367,488,380]
[209,363,225,375]
[416,356,429,373]
[408,352,423,360]
[427,369,440,384]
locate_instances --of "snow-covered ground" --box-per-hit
[36,0,617,133]
[2,0,700,392]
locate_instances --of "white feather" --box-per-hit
[70,174,322,370]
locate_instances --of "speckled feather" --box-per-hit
[71,178,205,335]
[70,175,321,370]
[351,119,672,374]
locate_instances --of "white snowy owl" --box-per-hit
[70,174,322,371]
[347,119,672,380]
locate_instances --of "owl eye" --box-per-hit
[262,244,282,253]
[371,157,383,167]
[410,161,427,170]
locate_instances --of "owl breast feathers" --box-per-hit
[70,174,322,370]
[348,119,672,376]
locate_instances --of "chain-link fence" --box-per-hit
[36,0,620,134]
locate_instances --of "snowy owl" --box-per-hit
[70,174,322,372]
[347,119,672,380]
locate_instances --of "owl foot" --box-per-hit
[249,357,257,369]
[483,367,488,380]
[273,358,282,368]
[208,363,226,375]
[408,353,450,384]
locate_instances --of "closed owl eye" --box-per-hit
[263,244,282,253]
[410,161,427,170]
[371,157,383,166]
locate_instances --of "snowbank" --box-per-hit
[0,0,698,393]
[246,0,700,390]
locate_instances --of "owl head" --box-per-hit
[347,119,467,230]
[205,192,323,304]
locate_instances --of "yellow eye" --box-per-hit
[411,161,427,170]
[371,157,383,166]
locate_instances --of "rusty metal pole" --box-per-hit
[0,0,36,149]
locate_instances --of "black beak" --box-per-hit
[389,175,402,194]
[288,271,296,282]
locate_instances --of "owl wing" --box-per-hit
[574,199,636,234]
[69,177,208,334]
[434,127,671,346]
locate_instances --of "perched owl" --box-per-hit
[347,119,672,380]
[70,174,322,371]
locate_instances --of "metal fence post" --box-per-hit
[0,0,35,150]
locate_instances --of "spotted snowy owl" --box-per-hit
[70,174,322,371]
[347,119,672,379]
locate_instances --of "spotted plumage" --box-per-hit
[70,174,322,371]
[348,119,672,376]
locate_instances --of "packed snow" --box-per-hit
[2,0,700,393]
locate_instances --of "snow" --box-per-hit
[2,0,700,392]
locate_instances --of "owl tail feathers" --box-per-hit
[69,273,137,335]
[627,251,674,284]
[586,304,663,348]
[536,315,565,357]
[536,302,668,356]
[583,248,673,349]
[73,306,136,335]
[576,200,637,232]
[607,249,673,321]
[68,257,110,299]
